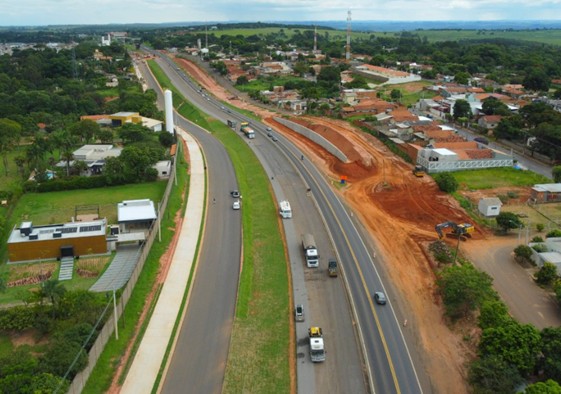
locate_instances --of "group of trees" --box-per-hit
[0,281,109,392]
[434,244,561,392]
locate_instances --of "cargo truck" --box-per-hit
[240,121,255,139]
[308,327,326,362]
[302,233,319,268]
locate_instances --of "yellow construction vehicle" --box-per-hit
[412,165,425,177]
[435,221,474,241]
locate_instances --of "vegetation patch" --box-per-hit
[452,168,549,190]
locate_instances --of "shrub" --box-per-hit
[506,191,519,199]
[535,262,559,286]
[532,244,548,253]
[433,172,458,193]
[555,280,561,303]
[429,241,454,264]
[536,223,545,232]
[531,236,544,243]
[514,245,533,262]
[546,229,561,238]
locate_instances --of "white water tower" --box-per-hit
[165,89,174,134]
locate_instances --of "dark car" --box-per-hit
[474,137,489,145]
[374,292,387,305]
[271,135,279,142]
[230,190,240,198]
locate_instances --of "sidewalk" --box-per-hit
[121,129,205,393]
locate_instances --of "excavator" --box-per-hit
[435,221,474,241]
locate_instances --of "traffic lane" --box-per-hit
[292,147,422,393]
[250,127,367,393]
[162,118,241,393]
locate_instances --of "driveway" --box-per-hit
[463,234,561,329]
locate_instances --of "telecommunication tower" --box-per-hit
[345,10,352,61]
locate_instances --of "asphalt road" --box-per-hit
[146,52,426,393]
[137,58,242,394]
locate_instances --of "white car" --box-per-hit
[232,200,241,210]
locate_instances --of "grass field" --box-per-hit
[414,29,561,46]
[452,168,550,190]
[148,61,291,393]
[206,26,561,46]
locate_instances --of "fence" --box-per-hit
[67,145,179,394]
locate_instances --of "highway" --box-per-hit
[144,51,426,393]
[137,59,242,394]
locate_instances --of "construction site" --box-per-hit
[172,55,518,393]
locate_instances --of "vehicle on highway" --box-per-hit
[266,127,272,131]
[474,136,489,145]
[279,200,292,218]
[308,326,326,362]
[302,233,319,268]
[328,259,338,277]
[231,190,240,198]
[267,131,273,137]
[232,200,241,210]
[374,292,387,305]
[295,304,305,322]
[221,106,226,111]
[271,135,279,142]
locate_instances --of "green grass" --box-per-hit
[0,146,26,193]
[149,61,291,393]
[10,182,166,227]
[378,81,438,107]
[452,168,550,190]
[414,29,561,46]
[82,154,189,394]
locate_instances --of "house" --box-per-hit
[529,237,561,274]
[58,144,122,175]
[7,219,108,263]
[531,183,561,203]
[478,115,503,130]
[117,199,157,234]
[478,197,502,217]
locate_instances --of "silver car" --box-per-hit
[295,304,304,322]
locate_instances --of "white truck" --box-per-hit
[302,233,319,268]
[279,200,292,219]
[308,327,326,362]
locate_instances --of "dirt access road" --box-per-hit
[174,55,473,393]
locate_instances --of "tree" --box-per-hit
[478,321,541,376]
[52,130,78,177]
[468,355,523,394]
[433,172,458,193]
[553,166,561,183]
[555,281,561,304]
[478,300,512,330]
[453,99,472,120]
[495,212,523,234]
[437,263,496,320]
[236,75,249,85]
[69,120,99,144]
[454,71,470,85]
[525,380,561,394]
[523,69,551,92]
[390,89,402,102]
[158,131,175,148]
[535,262,559,286]
[39,340,87,378]
[540,327,561,382]
[0,118,22,175]
[481,97,511,116]
[494,115,525,141]
[39,279,66,309]
[514,244,533,263]
[118,123,150,144]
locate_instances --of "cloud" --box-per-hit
[0,0,560,25]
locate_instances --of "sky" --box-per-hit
[1,0,561,26]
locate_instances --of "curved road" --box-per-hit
[138,59,242,394]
